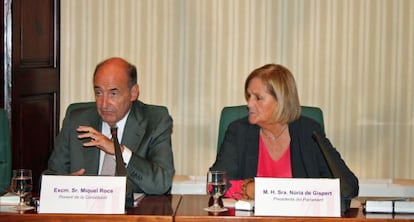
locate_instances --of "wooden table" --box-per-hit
[2,194,414,221]
[0,195,181,222]
[175,195,414,222]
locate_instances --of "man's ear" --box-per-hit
[131,84,139,100]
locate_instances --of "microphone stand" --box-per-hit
[312,130,353,213]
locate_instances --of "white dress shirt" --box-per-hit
[98,110,133,175]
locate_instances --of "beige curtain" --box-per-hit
[61,0,414,179]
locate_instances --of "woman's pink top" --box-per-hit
[224,135,292,199]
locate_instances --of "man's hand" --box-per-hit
[76,126,115,154]
[70,168,86,176]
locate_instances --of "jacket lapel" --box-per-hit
[289,118,308,178]
[244,122,260,177]
[121,103,145,153]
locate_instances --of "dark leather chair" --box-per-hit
[217,105,324,153]
[0,109,12,192]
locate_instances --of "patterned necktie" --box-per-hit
[101,127,132,207]
[111,127,127,176]
[111,127,133,208]
[100,127,127,176]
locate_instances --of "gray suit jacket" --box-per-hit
[44,100,175,195]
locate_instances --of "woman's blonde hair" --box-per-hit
[244,64,301,123]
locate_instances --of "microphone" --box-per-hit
[312,130,354,212]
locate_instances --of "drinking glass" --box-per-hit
[204,170,228,212]
[11,169,34,211]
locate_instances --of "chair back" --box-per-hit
[65,102,96,117]
[0,109,12,192]
[217,105,324,153]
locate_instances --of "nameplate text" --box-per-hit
[39,175,126,214]
[254,177,340,217]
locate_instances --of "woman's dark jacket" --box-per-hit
[210,116,359,211]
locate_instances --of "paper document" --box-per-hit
[0,192,19,205]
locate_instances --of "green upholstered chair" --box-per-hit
[0,109,12,192]
[64,102,96,117]
[217,105,324,153]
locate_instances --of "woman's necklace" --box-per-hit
[261,125,288,141]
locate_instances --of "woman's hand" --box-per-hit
[246,181,255,199]
[242,178,255,200]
